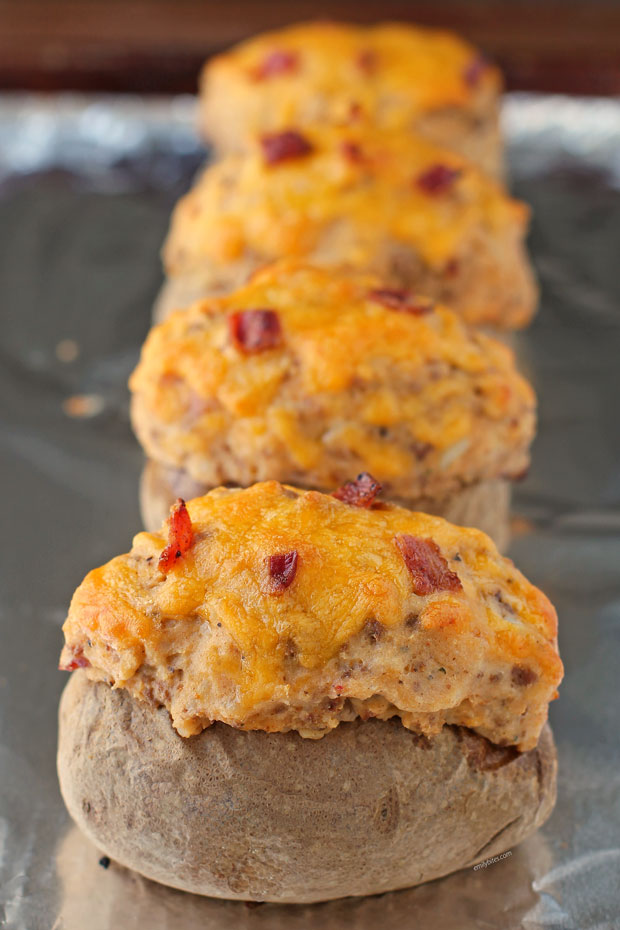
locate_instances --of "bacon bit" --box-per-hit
[59,647,90,671]
[463,55,488,88]
[340,140,365,163]
[416,164,461,196]
[253,49,299,80]
[229,309,282,354]
[159,498,193,573]
[395,535,463,596]
[332,472,382,508]
[334,684,344,695]
[268,550,298,593]
[260,130,313,165]
[367,288,435,316]
[356,48,378,74]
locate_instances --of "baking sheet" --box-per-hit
[0,92,619,930]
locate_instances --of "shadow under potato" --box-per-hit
[54,811,554,930]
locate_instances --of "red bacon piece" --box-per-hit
[332,473,382,508]
[59,647,90,672]
[159,498,193,573]
[395,535,463,596]
[356,48,378,74]
[260,130,314,165]
[229,309,282,354]
[254,49,299,80]
[367,288,435,315]
[416,164,461,196]
[268,550,298,593]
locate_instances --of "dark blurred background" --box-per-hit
[0,0,619,96]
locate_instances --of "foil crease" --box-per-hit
[0,93,619,930]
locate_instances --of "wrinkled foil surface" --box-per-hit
[0,93,619,930]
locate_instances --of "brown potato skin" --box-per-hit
[58,673,556,904]
[139,458,511,550]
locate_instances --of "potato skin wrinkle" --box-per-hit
[60,481,562,751]
[57,673,558,903]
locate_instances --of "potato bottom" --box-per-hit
[139,458,511,550]
[58,673,557,904]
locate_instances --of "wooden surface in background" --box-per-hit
[1,0,619,95]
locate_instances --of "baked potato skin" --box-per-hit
[58,673,557,904]
[139,458,512,550]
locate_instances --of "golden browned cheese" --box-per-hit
[130,263,535,502]
[60,482,563,751]
[199,20,502,173]
[163,125,533,329]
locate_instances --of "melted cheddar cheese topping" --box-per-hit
[165,124,524,280]
[200,20,501,137]
[130,263,535,501]
[60,482,562,751]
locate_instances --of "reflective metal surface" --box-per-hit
[0,93,619,930]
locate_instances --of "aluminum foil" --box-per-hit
[0,92,619,930]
